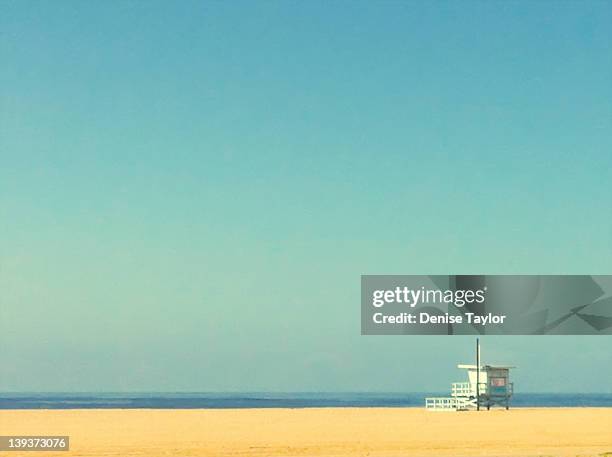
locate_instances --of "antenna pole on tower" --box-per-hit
[476,338,480,411]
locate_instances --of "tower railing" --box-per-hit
[427,381,513,411]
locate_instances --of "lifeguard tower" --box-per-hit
[425,339,514,411]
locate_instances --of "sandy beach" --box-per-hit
[1,407,611,457]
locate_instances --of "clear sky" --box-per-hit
[1,1,611,393]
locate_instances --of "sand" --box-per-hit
[1,408,611,457]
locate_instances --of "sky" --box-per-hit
[1,0,611,393]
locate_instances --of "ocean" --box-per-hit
[1,392,612,409]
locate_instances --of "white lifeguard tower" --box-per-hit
[425,339,514,411]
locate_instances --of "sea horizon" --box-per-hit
[2,392,612,409]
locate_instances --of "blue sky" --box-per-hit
[1,1,611,392]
